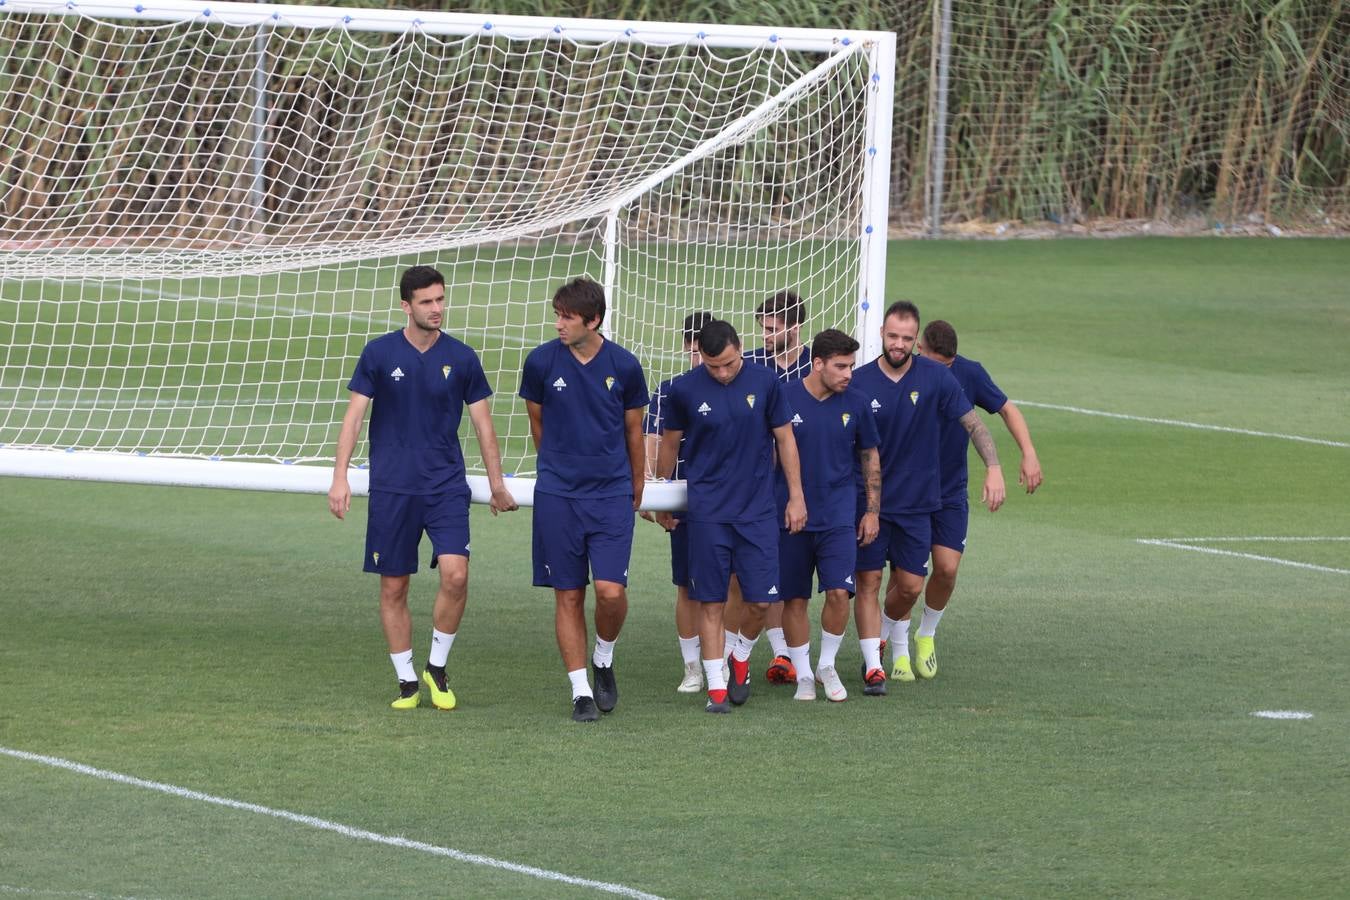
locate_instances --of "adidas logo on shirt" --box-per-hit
[790,413,803,425]
[552,377,567,391]
[391,367,405,381]
[767,585,779,596]
[697,402,712,415]
[870,398,881,410]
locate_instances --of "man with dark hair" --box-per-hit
[851,300,1005,694]
[519,277,649,723]
[734,288,812,685]
[907,319,1042,678]
[643,310,714,693]
[329,264,517,711]
[656,319,807,713]
[776,328,881,702]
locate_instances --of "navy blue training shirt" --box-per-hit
[645,375,688,481]
[776,380,880,531]
[519,338,649,499]
[939,355,1008,503]
[662,362,792,524]
[850,354,973,516]
[745,344,812,382]
[347,330,492,496]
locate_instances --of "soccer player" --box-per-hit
[328,265,518,711]
[656,319,806,713]
[643,310,712,693]
[851,301,1005,693]
[519,277,649,723]
[905,319,1043,678]
[776,329,881,702]
[732,289,812,685]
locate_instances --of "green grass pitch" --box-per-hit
[1,238,1347,897]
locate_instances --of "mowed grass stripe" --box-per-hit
[0,746,664,900]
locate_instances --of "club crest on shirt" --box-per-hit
[605,376,615,391]
[841,412,851,427]
[746,394,756,409]
[442,365,451,379]
[909,391,919,405]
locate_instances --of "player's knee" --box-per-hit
[593,581,627,605]
[930,558,959,584]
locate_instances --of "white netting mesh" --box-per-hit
[0,7,883,477]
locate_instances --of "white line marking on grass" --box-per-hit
[0,746,664,900]
[0,886,152,900]
[1015,401,1349,449]
[1251,711,1314,720]
[1136,538,1350,576]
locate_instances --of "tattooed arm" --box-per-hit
[960,409,1006,512]
[857,446,880,546]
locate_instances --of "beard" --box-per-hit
[883,347,910,368]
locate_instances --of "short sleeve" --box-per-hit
[663,378,689,433]
[855,395,880,450]
[347,344,377,398]
[765,376,793,429]
[938,368,974,422]
[461,347,492,406]
[518,346,546,403]
[622,353,649,411]
[970,363,1008,415]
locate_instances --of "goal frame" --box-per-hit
[0,0,895,510]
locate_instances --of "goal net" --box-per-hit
[0,1,893,504]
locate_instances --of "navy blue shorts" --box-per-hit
[364,489,470,577]
[931,499,969,553]
[779,526,858,600]
[531,492,634,590]
[687,518,781,604]
[669,516,689,587]
[855,511,932,577]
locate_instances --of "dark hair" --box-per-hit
[884,299,921,326]
[682,311,714,345]
[399,265,445,302]
[922,320,958,358]
[697,319,741,358]
[756,290,805,327]
[552,277,606,327]
[811,328,860,362]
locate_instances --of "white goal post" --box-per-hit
[0,0,895,509]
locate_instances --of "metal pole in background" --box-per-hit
[929,0,952,238]
[251,18,271,232]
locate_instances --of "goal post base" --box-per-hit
[0,448,688,511]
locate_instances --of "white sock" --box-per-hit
[593,636,616,668]
[860,637,881,672]
[724,630,740,657]
[881,612,900,642]
[703,657,727,691]
[678,635,701,665]
[818,630,844,670]
[787,643,813,683]
[732,632,758,663]
[892,619,911,660]
[918,606,944,638]
[567,668,592,700]
[389,649,416,683]
[428,629,455,668]
[767,626,788,657]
